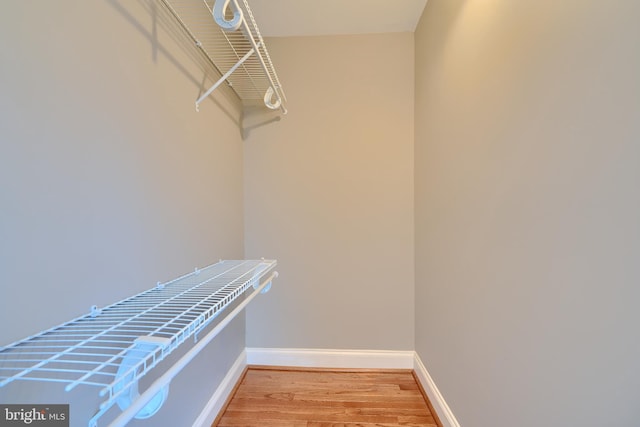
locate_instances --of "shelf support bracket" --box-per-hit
[195,45,258,111]
[107,271,278,427]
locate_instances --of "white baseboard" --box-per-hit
[413,353,461,427]
[193,348,459,427]
[191,349,247,427]
[246,347,415,369]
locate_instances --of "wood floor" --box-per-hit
[213,367,440,427]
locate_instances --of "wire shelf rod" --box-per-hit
[107,269,278,427]
[63,261,262,393]
[0,259,277,427]
[159,0,286,111]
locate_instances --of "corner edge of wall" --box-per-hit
[413,352,461,427]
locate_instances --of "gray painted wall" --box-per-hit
[0,1,245,426]
[415,1,640,426]
[244,34,415,351]
[5,1,638,426]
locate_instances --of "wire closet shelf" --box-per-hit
[0,259,277,427]
[160,0,287,113]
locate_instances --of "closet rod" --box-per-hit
[106,271,278,427]
[200,0,287,114]
[160,0,287,113]
[0,259,277,427]
[234,1,287,113]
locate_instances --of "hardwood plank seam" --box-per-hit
[215,367,437,427]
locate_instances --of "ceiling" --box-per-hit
[247,0,428,37]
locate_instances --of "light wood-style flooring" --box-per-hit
[214,367,440,427]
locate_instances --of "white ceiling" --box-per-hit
[248,0,428,37]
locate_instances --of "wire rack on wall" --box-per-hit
[160,0,287,113]
[0,259,277,427]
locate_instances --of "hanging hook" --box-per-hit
[263,86,282,110]
[212,0,243,32]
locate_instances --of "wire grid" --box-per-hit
[0,259,276,418]
[162,0,285,105]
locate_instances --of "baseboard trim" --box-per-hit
[413,353,461,427]
[192,349,247,427]
[246,347,415,369]
[193,348,459,427]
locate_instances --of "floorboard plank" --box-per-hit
[214,367,439,427]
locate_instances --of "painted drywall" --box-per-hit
[414,1,640,426]
[244,33,415,350]
[0,1,244,426]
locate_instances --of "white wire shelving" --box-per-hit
[160,0,287,113]
[0,259,277,427]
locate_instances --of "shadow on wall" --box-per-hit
[241,104,282,139]
[106,0,241,127]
